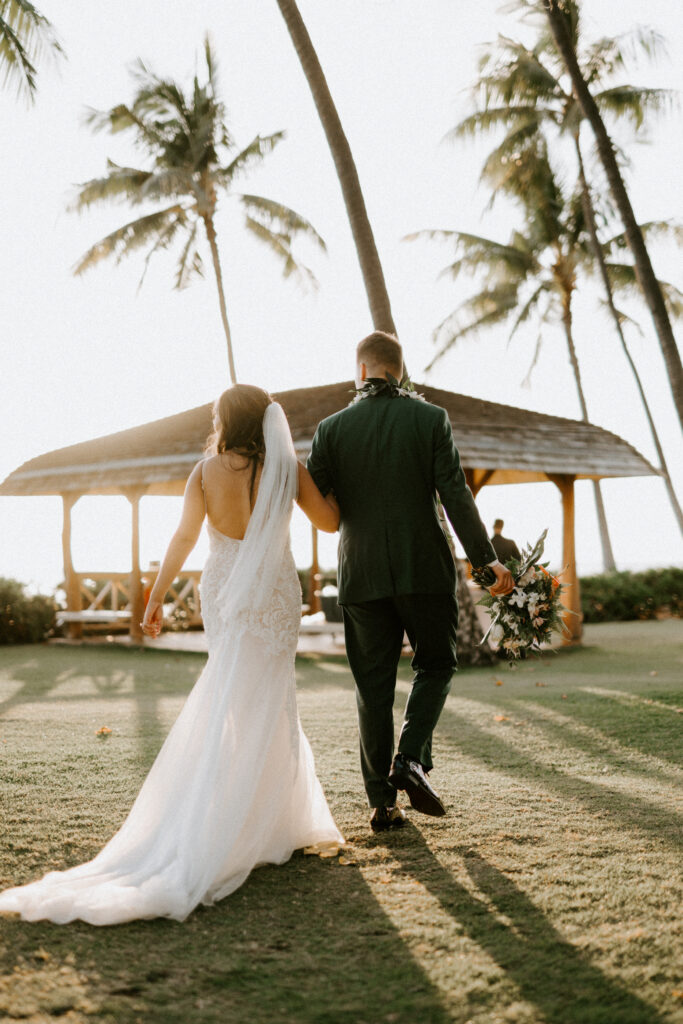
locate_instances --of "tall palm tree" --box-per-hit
[276,1,497,661]
[448,15,683,534]
[0,0,63,101]
[541,0,683,432]
[275,0,397,336]
[71,37,325,384]
[408,143,682,567]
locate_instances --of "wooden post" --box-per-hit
[61,492,82,639]
[548,473,583,643]
[308,523,321,615]
[124,488,146,643]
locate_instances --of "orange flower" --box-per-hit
[540,566,561,590]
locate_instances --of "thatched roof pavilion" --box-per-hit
[1,381,655,496]
[1,381,658,642]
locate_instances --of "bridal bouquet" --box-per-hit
[471,530,567,659]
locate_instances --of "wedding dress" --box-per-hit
[0,404,343,925]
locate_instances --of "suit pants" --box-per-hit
[342,592,458,808]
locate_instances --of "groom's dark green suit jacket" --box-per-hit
[307,391,497,605]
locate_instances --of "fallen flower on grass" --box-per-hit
[95,726,112,738]
[494,714,509,722]
[303,841,341,858]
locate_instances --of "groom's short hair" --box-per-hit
[356,331,403,377]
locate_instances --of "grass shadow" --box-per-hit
[436,702,683,853]
[1,851,451,1024]
[381,825,663,1024]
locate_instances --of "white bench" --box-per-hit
[56,610,132,626]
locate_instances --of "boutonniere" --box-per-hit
[350,374,425,404]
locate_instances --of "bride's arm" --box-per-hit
[142,463,206,636]
[296,462,340,533]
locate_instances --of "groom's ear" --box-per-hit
[360,362,368,382]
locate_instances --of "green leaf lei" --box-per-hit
[351,374,425,404]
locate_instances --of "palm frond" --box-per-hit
[448,105,550,142]
[139,167,195,203]
[594,86,677,130]
[428,283,521,366]
[507,282,547,343]
[218,132,286,185]
[72,204,189,276]
[174,220,203,290]
[601,220,683,256]
[0,0,63,101]
[582,27,668,84]
[243,215,318,289]
[521,331,544,388]
[240,194,326,251]
[70,161,152,212]
[606,263,683,318]
[83,103,169,153]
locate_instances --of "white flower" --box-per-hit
[533,616,545,627]
[518,568,537,587]
[508,588,527,608]
[489,623,504,650]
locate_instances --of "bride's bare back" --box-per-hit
[201,453,263,540]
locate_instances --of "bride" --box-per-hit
[0,385,344,925]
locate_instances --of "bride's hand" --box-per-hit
[142,600,163,637]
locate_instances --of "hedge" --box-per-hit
[579,567,683,623]
[0,578,57,644]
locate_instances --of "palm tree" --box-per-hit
[274,0,397,336]
[0,0,63,101]
[541,0,683,432]
[275,0,501,662]
[408,143,682,566]
[71,37,325,384]
[448,13,683,533]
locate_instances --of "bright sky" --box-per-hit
[1,0,681,594]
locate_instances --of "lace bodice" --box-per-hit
[200,522,302,656]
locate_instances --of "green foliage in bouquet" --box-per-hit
[472,531,568,658]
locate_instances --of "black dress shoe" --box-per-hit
[370,805,407,832]
[388,753,446,817]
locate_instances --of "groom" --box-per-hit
[307,331,514,832]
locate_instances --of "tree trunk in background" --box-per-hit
[561,307,616,571]
[275,0,397,335]
[203,213,238,385]
[276,0,495,657]
[574,138,683,536]
[543,0,683,432]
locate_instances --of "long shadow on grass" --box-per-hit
[0,646,200,760]
[383,827,662,1024]
[437,703,683,853]
[461,691,683,783]
[0,853,451,1024]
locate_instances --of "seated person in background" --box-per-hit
[490,519,521,563]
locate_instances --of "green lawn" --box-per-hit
[0,620,682,1024]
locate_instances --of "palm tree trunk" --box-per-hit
[275,0,397,336]
[561,302,617,571]
[574,137,683,536]
[202,213,237,385]
[543,0,683,432]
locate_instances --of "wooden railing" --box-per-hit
[59,571,204,631]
